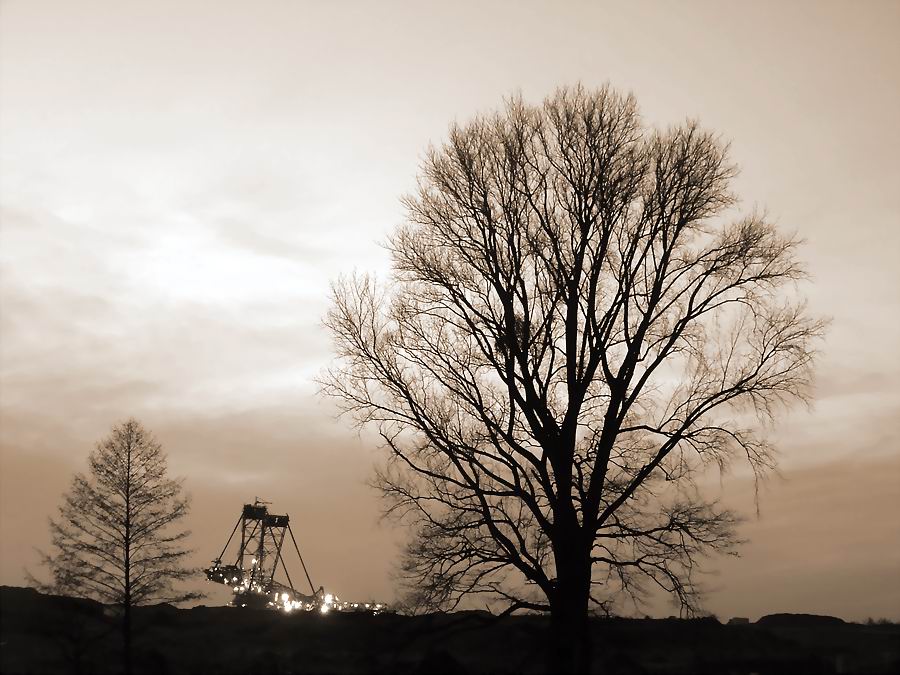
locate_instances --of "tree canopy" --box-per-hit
[32,419,196,607]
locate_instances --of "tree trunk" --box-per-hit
[548,543,593,674]
[123,435,132,675]
[122,601,132,675]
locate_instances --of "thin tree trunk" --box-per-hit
[122,602,132,675]
[123,436,133,675]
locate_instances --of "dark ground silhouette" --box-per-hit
[1,586,897,674]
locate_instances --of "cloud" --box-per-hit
[2,0,899,619]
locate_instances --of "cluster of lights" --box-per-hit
[233,579,268,594]
[207,561,387,615]
[269,591,388,615]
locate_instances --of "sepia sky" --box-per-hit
[1,0,898,620]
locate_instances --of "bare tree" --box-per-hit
[29,418,197,675]
[322,84,825,673]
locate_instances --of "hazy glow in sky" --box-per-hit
[1,0,898,619]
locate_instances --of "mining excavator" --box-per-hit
[204,499,386,614]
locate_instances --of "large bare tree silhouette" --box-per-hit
[322,84,825,673]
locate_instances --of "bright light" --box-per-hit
[122,228,325,307]
[227,577,387,615]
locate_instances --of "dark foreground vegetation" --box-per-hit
[1,587,897,675]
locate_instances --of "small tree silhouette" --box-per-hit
[29,418,198,675]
